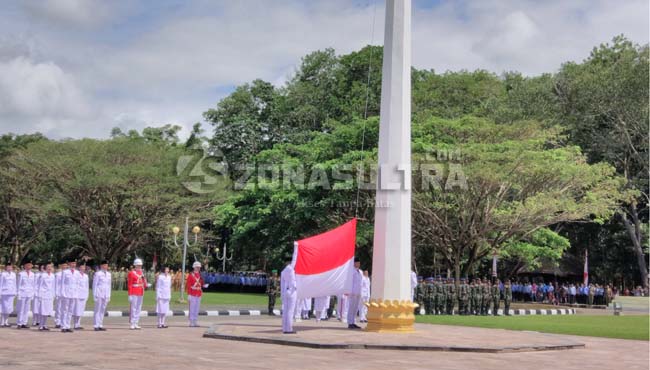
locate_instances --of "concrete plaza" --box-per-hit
[0,315,647,370]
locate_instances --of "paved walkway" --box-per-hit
[0,316,647,370]
[206,318,584,352]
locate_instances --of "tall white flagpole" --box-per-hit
[366,0,415,333]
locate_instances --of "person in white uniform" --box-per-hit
[301,298,311,320]
[359,270,371,323]
[411,270,418,301]
[92,260,111,331]
[54,262,68,328]
[32,264,44,327]
[35,263,55,331]
[156,266,172,328]
[73,264,90,330]
[347,257,362,329]
[16,260,36,329]
[0,263,16,327]
[314,296,330,322]
[60,259,77,332]
[280,257,297,334]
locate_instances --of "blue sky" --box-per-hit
[0,0,647,140]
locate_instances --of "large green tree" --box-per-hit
[554,36,649,286]
[3,131,229,265]
[411,117,624,281]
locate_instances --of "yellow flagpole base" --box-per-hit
[364,299,418,333]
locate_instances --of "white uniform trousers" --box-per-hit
[359,295,370,321]
[188,295,201,324]
[35,298,53,328]
[61,298,75,329]
[347,294,361,325]
[72,298,87,328]
[35,298,54,316]
[338,295,349,320]
[93,297,109,328]
[156,299,170,326]
[15,297,32,326]
[0,295,15,325]
[54,297,64,326]
[128,295,143,324]
[32,298,40,325]
[281,291,297,333]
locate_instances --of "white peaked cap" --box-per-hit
[134,258,143,266]
[192,261,201,268]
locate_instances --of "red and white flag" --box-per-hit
[583,249,589,286]
[293,218,357,299]
[492,251,498,277]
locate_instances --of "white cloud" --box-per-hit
[0,0,647,139]
[0,57,89,125]
[21,0,115,27]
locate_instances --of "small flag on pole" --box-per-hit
[583,250,589,286]
[492,251,497,277]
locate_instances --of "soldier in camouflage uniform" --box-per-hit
[423,277,434,315]
[482,279,491,315]
[413,276,424,314]
[117,268,126,291]
[468,279,475,315]
[476,279,483,315]
[436,276,446,315]
[491,279,501,316]
[446,278,456,315]
[503,279,512,315]
[458,278,469,315]
[111,268,118,290]
[472,279,480,315]
[266,270,279,315]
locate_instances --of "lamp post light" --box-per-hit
[215,243,233,273]
[172,217,200,303]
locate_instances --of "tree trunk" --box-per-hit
[622,203,648,288]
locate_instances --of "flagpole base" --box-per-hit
[364,299,418,333]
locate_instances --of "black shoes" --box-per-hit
[348,324,361,329]
[61,328,73,333]
[282,331,297,334]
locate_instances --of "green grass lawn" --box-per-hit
[87,290,275,310]
[416,314,649,341]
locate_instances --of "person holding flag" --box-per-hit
[281,256,297,334]
[186,261,208,327]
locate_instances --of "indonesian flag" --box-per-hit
[583,249,589,286]
[492,251,497,277]
[293,218,357,300]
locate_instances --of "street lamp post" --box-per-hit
[215,243,233,273]
[172,217,200,303]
